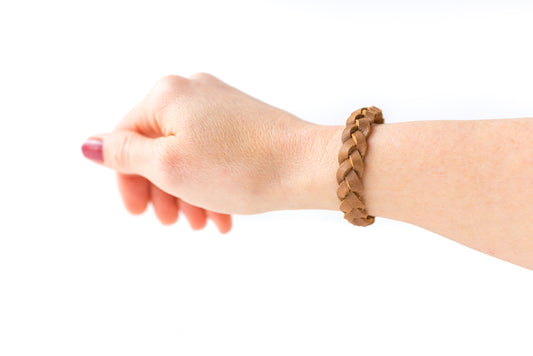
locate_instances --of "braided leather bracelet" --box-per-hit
[336,106,384,226]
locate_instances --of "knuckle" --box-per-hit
[149,75,191,115]
[153,74,190,95]
[159,74,188,85]
[189,72,215,82]
[114,133,133,169]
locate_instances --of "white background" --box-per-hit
[1,0,532,355]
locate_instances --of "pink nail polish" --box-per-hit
[81,138,103,162]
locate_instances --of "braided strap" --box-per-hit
[336,106,384,226]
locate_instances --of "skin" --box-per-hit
[86,73,533,270]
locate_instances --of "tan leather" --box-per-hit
[336,106,384,226]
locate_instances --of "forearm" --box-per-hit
[291,118,533,269]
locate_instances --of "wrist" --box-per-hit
[277,123,344,211]
[277,121,390,216]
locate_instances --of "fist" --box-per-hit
[83,73,318,231]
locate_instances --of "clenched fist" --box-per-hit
[82,73,342,233]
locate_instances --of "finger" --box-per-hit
[114,75,189,138]
[150,184,179,225]
[117,173,150,215]
[206,211,232,234]
[179,199,207,230]
[114,95,162,138]
[83,130,161,177]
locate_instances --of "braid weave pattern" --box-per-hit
[336,106,384,226]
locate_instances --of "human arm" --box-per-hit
[82,73,533,269]
[306,119,533,269]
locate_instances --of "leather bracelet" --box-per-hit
[336,106,384,226]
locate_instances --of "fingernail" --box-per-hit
[81,138,103,162]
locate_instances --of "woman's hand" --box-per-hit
[82,73,340,232]
[82,72,533,269]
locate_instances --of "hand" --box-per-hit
[82,73,341,232]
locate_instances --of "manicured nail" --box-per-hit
[81,138,103,162]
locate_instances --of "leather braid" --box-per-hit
[336,106,384,226]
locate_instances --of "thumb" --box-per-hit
[82,130,159,176]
